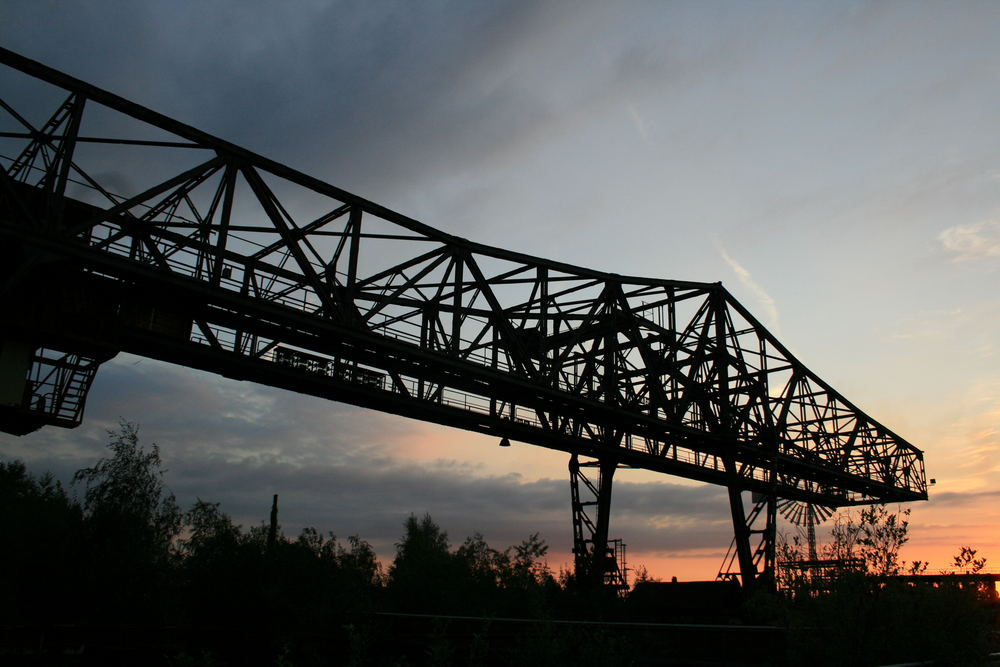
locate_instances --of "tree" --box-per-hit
[782,505,998,665]
[392,513,451,567]
[506,532,553,590]
[824,511,863,563]
[857,504,911,576]
[73,420,181,557]
[631,565,658,585]
[388,513,460,612]
[0,460,83,624]
[456,531,509,588]
[178,498,267,635]
[952,546,987,574]
[72,420,182,620]
[776,533,813,591]
[821,504,912,576]
[337,534,384,596]
[182,498,241,558]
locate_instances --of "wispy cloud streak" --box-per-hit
[938,220,1000,263]
[626,101,650,143]
[719,248,781,334]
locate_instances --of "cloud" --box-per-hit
[0,355,735,567]
[719,247,781,333]
[888,309,961,341]
[1,431,734,565]
[927,488,1000,507]
[916,378,1000,498]
[156,454,734,563]
[626,101,651,143]
[938,220,1000,263]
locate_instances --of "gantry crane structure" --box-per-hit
[0,48,927,590]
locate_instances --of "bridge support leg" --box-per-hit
[728,487,757,589]
[0,340,33,408]
[758,494,777,588]
[569,453,624,589]
[719,490,777,591]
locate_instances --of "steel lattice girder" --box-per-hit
[0,47,926,508]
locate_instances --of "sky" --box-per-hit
[2,0,999,581]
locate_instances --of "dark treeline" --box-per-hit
[2,423,642,666]
[3,423,999,666]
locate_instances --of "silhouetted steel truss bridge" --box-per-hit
[0,48,926,592]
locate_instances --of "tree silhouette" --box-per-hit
[818,504,912,576]
[388,513,461,613]
[856,505,910,576]
[952,546,988,574]
[3,432,995,665]
[73,420,181,556]
[72,420,181,622]
[0,460,83,625]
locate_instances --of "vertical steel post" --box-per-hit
[727,486,758,588]
[569,454,619,587]
[759,493,777,588]
[713,288,759,589]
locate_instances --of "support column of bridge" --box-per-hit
[727,484,757,588]
[718,490,778,590]
[712,286,777,591]
[569,453,626,590]
[0,340,35,433]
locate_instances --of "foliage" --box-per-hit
[388,512,457,612]
[182,498,241,557]
[71,421,182,622]
[386,514,557,617]
[339,534,385,590]
[775,533,814,591]
[786,573,995,666]
[856,505,911,576]
[953,545,988,574]
[457,531,509,587]
[631,564,657,584]
[816,504,912,576]
[824,510,863,562]
[776,504,998,665]
[6,438,996,665]
[0,459,83,624]
[73,420,182,561]
[511,531,552,584]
